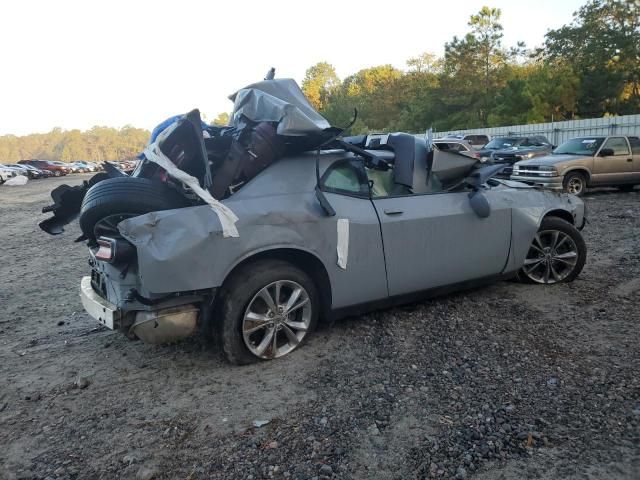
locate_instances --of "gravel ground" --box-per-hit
[0,176,638,480]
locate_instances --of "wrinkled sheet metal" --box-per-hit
[229,78,331,136]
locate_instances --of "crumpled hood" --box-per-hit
[229,78,332,136]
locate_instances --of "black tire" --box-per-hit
[79,177,189,240]
[518,217,586,284]
[618,184,637,192]
[562,171,587,196]
[214,259,319,365]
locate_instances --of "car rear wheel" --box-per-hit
[518,217,586,284]
[214,259,319,365]
[563,171,586,196]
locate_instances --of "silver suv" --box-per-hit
[511,136,640,195]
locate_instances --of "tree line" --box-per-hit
[1,0,637,164]
[0,126,150,164]
[302,0,640,134]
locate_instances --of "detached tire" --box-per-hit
[214,259,319,365]
[79,177,189,240]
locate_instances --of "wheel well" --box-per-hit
[544,209,575,225]
[564,168,590,183]
[220,248,332,319]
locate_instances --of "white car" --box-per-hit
[0,165,19,183]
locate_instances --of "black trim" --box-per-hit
[328,273,515,321]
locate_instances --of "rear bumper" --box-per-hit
[80,276,119,329]
[509,175,563,190]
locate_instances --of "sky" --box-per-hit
[0,0,586,136]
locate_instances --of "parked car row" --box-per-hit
[1,160,111,184]
[437,133,639,195]
[510,135,640,195]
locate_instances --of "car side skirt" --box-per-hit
[328,272,516,322]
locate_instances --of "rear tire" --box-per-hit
[214,259,319,365]
[563,171,587,196]
[79,177,189,240]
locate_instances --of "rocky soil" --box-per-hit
[0,177,638,479]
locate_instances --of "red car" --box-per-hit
[19,160,70,176]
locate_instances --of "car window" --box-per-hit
[435,142,468,152]
[554,137,605,155]
[484,137,522,149]
[602,137,630,156]
[628,137,640,155]
[321,159,369,197]
[469,135,488,145]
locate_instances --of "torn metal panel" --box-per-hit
[230,78,331,136]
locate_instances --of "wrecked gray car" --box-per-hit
[41,73,587,364]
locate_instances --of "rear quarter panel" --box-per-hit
[117,155,388,309]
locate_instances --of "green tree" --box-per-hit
[301,62,340,110]
[211,112,230,126]
[439,6,512,128]
[543,0,640,115]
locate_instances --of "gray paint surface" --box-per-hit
[116,151,584,312]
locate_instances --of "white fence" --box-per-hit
[433,114,640,146]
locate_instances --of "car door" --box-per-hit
[592,137,634,184]
[370,175,512,297]
[320,158,389,308]
[628,137,640,182]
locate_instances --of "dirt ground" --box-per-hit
[0,176,638,480]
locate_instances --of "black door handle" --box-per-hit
[384,209,403,215]
[627,158,633,162]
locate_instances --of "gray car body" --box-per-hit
[94,151,585,318]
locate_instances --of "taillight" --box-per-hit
[95,238,115,262]
[95,237,135,264]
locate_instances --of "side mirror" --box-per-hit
[468,190,491,218]
[599,148,614,157]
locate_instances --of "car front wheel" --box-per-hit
[519,217,586,284]
[215,259,319,364]
[563,171,587,196]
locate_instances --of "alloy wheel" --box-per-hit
[242,280,312,359]
[522,230,579,284]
